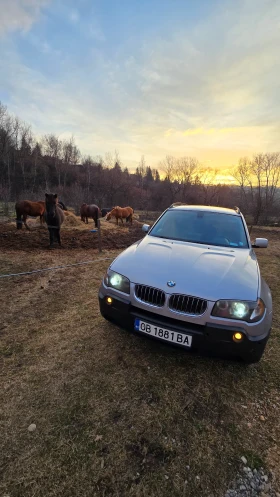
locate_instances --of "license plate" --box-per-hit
[134,319,192,348]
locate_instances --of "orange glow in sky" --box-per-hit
[0,0,279,175]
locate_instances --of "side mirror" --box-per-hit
[142,224,150,233]
[252,238,268,248]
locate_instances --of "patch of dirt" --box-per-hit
[0,219,144,251]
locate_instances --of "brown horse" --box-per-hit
[80,203,101,228]
[45,193,65,247]
[15,200,46,230]
[106,206,134,225]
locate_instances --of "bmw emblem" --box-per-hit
[167,281,176,287]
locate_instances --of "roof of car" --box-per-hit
[169,204,240,215]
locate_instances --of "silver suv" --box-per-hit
[99,205,272,363]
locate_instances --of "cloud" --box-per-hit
[88,22,105,42]
[113,0,280,164]
[163,126,278,152]
[0,0,50,36]
[127,0,280,130]
[1,0,280,170]
[69,9,79,23]
[182,126,277,140]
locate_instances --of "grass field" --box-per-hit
[0,225,279,497]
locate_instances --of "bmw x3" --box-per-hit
[99,205,272,363]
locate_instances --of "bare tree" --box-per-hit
[82,155,93,202]
[61,136,80,188]
[261,153,280,223]
[0,106,16,194]
[160,156,181,203]
[195,167,219,204]
[31,141,42,194]
[232,158,250,210]
[160,155,198,203]
[233,153,280,224]
[19,123,33,190]
[104,152,114,169]
[177,157,198,200]
[135,155,146,207]
[43,134,62,187]
[2,101,280,221]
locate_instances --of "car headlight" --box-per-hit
[211,298,265,323]
[104,270,130,294]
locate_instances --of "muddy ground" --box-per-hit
[0,218,144,251]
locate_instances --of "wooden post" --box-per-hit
[97,218,102,253]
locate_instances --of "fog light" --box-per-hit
[106,297,113,305]
[233,332,243,342]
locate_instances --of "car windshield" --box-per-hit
[149,209,249,248]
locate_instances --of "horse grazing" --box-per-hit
[45,193,65,247]
[101,207,113,218]
[106,206,134,225]
[15,200,46,230]
[80,203,101,228]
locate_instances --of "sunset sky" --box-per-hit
[0,0,279,175]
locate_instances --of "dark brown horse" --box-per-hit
[106,206,134,225]
[58,201,67,211]
[80,203,101,228]
[15,200,46,230]
[45,193,65,247]
[101,207,113,218]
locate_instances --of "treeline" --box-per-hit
[1,101,280,223]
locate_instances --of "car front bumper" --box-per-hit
[99,289,271,362]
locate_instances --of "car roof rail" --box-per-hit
[234,206,240,214]
[170,202,188,208]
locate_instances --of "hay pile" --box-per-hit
[132,219,143,226]
[63,213,85,228]
[99,218,130,233]
[25,218,44,229]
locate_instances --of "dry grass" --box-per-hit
[0,227,280,497]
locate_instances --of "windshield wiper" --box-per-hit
[186,240,225,246]
[152,235,173,240]
[152,235,207,243]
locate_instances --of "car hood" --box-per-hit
[111,235,259,301]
